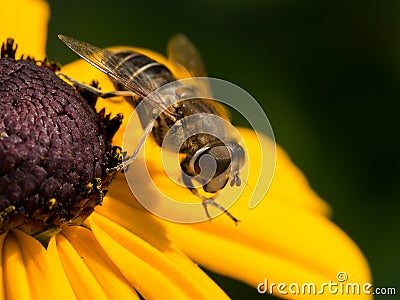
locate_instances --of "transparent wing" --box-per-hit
[167,34,231,119]
[167,34,208,78]
[58,34,170,113]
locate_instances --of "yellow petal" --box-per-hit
[268,137,332,216]
[88,214,230,300]
[60,226,139,299]
[3,230,75,300]
[3,233,31,300]
[0,0,49,58]
[0,233,6,299]
[55,233,109,299]
[93,193,231,299]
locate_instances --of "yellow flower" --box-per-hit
[0,0,372,299]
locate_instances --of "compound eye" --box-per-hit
[194,145,231,178]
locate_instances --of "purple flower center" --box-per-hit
[0,55,122,243]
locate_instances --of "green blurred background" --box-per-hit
[46,0,399,298]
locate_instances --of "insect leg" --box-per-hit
[181,174,239,225]
[58,72,137,101]
[203,197,240,225]
[105,119,155,175]
[123,120,155,167]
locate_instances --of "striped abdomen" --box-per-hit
[112,50,175,101]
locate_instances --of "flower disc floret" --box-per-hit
[0,54,122,241]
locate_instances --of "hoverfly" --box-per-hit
[58,34,245,224]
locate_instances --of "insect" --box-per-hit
[58,34,245,224]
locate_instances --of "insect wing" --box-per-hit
[167,34,231,119]
[58,35,172,113]
[167,34,214,97]
[167,34,212,99]
[167,34,208,78]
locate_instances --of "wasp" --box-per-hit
[58,34,245,224]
